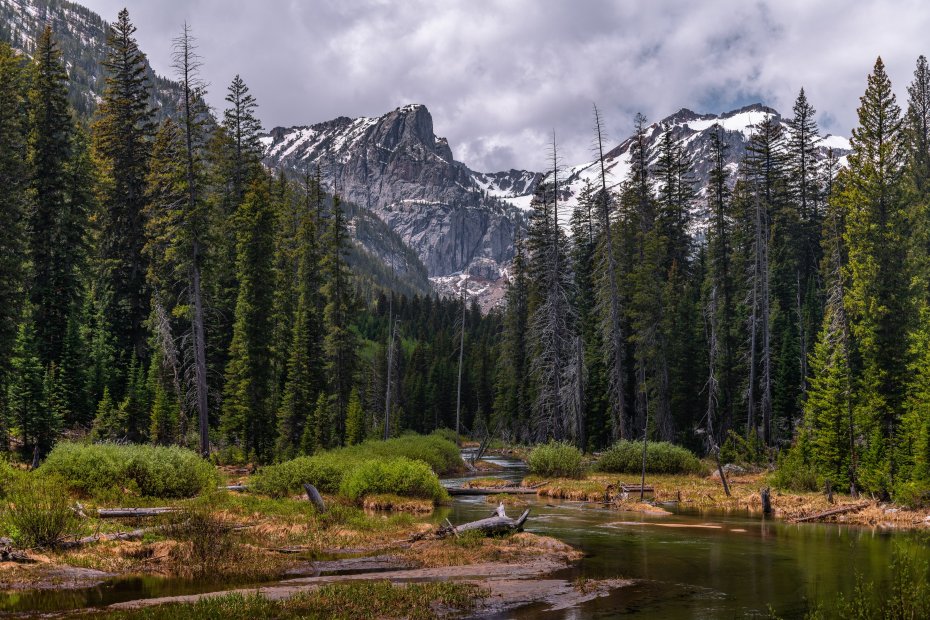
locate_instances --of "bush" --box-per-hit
[769,447,820,492]
[251,433,463,498]
[40,442,220,499]
[431,428,460,445]
[339,458,448,503]
[250,453,356,498]
[528,442,585,478]
[595,440,704,475]
[2,474,81,547]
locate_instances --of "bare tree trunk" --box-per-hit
[746,197,761,439]
[593,105,627,439]
[760,206,773,447]
[455,281,466,443]
[384,292,395,440]
[705,286,730,497]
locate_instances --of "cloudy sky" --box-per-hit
[80,0,930,171]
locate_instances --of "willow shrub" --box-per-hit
[2,474,81,547]
[40,442,219,499]
[527,442,585,478]
[339,457,448,503]
[251,433,461,499]
[595,440,704,475]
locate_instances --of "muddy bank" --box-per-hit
[104,533,629,615]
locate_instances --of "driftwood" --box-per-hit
[303,484,326,512]
[58,528,154,549]
[96,507,178,518]
[447,486,538,496]
[438,503,530,537]
[221,484,248,492]
[0,538,34,563]
[792,502,870,523]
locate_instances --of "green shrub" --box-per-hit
[719,430,767,466]
[339,457,448,503]
[595,440,704,475]
[769,447,820,492]
[342,434,463,475]
[250,453,356,498]
[431,428,460,445]
[528,442,585,478]
[2,474,81,547]
[40,442,219,499]
[251,433,463,498]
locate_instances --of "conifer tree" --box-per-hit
[222,180,277,462]
[837,57,911,493]
[494,235,531,440]
[223,74,263,203]
[8,322,53,460]
[93,9,155,366]
[277,191,324,456]
[321,194,358,446]
[345,389,364,445]
[0,42,29,426]
[28,26,87,367]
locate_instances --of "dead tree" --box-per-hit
[593,104,628,440]
[704,286,731,497]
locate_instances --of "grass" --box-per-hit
[527,442,585,478]
[594,440,705,475]
[92,581,486,620]
[1,474,82,547]
[39,442,219,499]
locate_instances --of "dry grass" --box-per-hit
[362,494,434,514]
[484,493,528,506]
[524,471,930,528]
[464,477,513,489]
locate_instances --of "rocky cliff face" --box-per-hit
[263,104,526,286]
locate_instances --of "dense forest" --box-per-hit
[0,11,499,467]
[3,9,930,504]
[495,54,930,503]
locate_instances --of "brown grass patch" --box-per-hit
[464,477,513,489]
[363,494,434,514]
[484,493,528,506]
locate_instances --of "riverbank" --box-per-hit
[520,470,930,529]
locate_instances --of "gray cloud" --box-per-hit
[80,0,930,171]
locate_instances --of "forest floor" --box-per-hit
[521,471,930,529]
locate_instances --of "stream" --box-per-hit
[0,453,927,618]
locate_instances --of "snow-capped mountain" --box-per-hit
[261,104,529,305]
[488,104,851,230]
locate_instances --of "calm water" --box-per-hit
[0,455,926,618]
[445,457,930,619]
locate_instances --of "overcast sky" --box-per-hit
[79,0,930,172]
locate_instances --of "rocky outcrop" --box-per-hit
[263,104,525,283]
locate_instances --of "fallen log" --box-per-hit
[792,502,870,523]
[96,507,178,518]
[221,485,248,492]
[58,528,154,549]
[446,486,538,496]
[439,502,530,537]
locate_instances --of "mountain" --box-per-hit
[262,104,529,306]
[486,103,852,229]
[0,0,183,119]
[0,0,433,297]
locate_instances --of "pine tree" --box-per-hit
[277,190,324,456]
[223,74,263,203]
[321,194,358,446]
[93,8,155,366]
[0,42,29,426]
[28,26,87,367]
[838,57,911,494]
[221,180,277,462]
[494,235,531,440]
[8,322,51,460]
[345,389,364,445]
